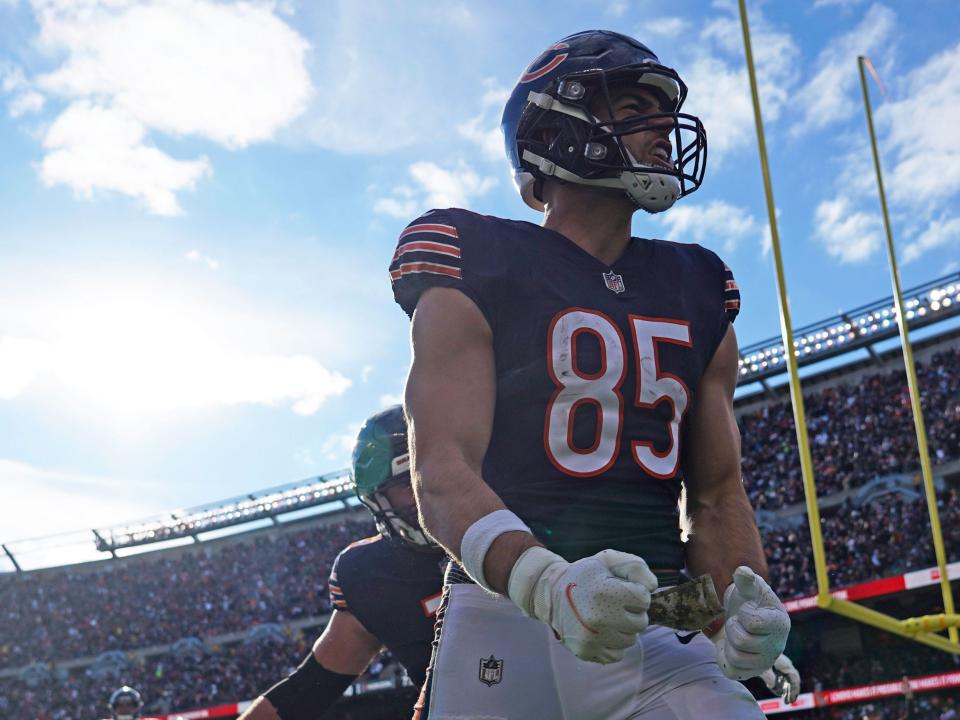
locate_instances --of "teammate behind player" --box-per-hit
[106,686,142,720]
[394,30,790,718]
[237,405,443,720]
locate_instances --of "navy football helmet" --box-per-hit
[501,30,706,213]
[108,686,142,720]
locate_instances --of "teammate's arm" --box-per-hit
[406,286,540,593]
[682,324,766,594]
[237,610,382,720]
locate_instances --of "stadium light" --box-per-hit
[736,271,960,385]
[93,468,354,552]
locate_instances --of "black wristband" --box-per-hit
[264,652,356,720]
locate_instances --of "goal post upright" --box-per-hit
[737,0,959,654]
[737,0,830,606]
[858,55,958,644]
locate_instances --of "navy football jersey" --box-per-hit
[390,208,740,584]
[327,535,444,687]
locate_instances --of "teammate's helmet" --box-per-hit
[352,405,435,548]
[501,30,706,213]
[108,686,142,720]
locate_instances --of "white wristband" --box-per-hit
[460,509,532,593]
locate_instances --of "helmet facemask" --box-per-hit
[356,450,437,550]
[516,63,706,213]
[109,687,142,720]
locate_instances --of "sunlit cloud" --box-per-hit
[790,3,895,137]
[374,160,497,219]
[0,291,350,416]
[0,459,165,553]
[186,249,220,271]
[15,0,312,214]
[813,196,882,263]
[658,200,763,255]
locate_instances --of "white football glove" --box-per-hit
[761,653,801,704]
[711,566,791,680]
[507,547,657,664]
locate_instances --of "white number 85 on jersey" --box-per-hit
[545,308,691,479]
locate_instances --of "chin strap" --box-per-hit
[521,150,679,213]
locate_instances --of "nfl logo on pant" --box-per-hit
[479,655,503,686]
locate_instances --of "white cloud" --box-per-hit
[657,200,762,254]
[790,4,896,136]
[20,0,311,213]
[606,0,628,18]
[0,336,48,399]
[813,196,882,263]
[379,392,403,408]
[457,79,510,162]
[375,160,497,218]
[40,102,211,215]
[0,330,351,416]
[361,365,374,383]
[320,422,362,463]
[902,216,960,264]
[0,287,353,417]
[374,197,419,220]
[186,249,220,271]
[0,459,165,554]
[680,10,799,165]
[295,1,482,154]
[814,42,960,264]
[645,17,690,38]
[9,89,44,116]
[878,43,960,210]
[2,64,45,117]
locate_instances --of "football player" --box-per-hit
[238,406,444,720]
[392,30,791,719]
[106,686,142,720]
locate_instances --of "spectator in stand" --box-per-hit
[763,489,960,600]
[740,347,960,512]
[0,518,374,670]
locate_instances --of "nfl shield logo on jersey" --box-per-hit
[479,655,503,686]
[603,270,625,294]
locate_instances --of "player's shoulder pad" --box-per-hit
[329,535,383,612]
[389,208,511,319]
[683,242,741,325]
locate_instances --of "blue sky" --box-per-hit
[1,0,958,568]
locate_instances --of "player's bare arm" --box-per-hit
[682,323,767,595]
[406,286,541,593]
[238,610,381,720]
[683,322,790,679]
[311,608,384,675]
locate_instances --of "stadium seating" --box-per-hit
[740,347,960,511]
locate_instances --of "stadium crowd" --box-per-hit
[763,488,960,600]
[741,347,960,510]
[789,691,960,720]
[0,633,403,720]
[0,518,373,670]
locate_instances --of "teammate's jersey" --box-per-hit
[390,208,740,584]
[327,534,444,686]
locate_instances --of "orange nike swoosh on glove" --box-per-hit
[565,583,599,634]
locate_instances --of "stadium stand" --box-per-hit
[1,329,959,718]
[739,344,960,511]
